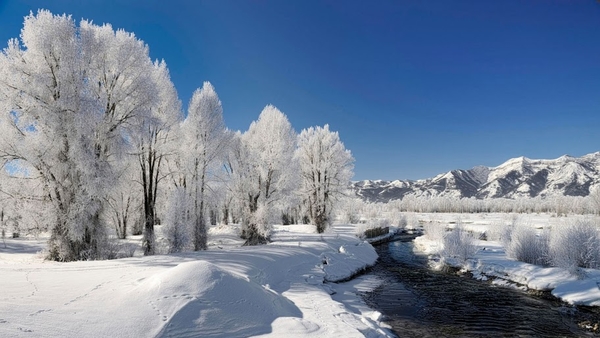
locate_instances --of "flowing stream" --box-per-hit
[363,238,600,337]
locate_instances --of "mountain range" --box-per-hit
[353,152,600,203]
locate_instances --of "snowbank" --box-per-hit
[0,224,392,337]
[415,235,600,307]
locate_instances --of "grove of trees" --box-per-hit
[0,10,355,261]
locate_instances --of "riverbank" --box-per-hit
[368,239,598,337]
[415,234,600,308]
[0,224,394,337]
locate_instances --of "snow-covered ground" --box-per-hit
[0,224,394,337]
[412,212,600,307]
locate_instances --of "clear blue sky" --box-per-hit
[1,0,600,181]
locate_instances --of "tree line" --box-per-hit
[340,194,600,226]
[0,10,354,261]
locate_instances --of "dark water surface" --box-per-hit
[364,239,600,337]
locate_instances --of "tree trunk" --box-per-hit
[140,138,160,256]
[222,206,229,225]
[143,216,155,256]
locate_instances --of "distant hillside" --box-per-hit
[353,152,600,203]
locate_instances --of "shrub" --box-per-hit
[364,226,389,239]
[484,220,506,242]
[442,226,478,263]
[400,215,408,228]
[549,220,600,275]
[338,198,363,224]
[423,222,446,242]
[504,224,549,266]
[356,218,389,238]
[99,238,138,259]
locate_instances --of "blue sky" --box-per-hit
[1,1,599,180]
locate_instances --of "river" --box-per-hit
[363,238,600,337]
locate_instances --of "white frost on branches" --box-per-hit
[231,105,298,243]
[179,82,229,250]
[0,10,173,260]
[0,10,360,257]
[296,125,354,232]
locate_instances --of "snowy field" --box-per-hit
[411,212,600,307]
[0,224,393,338]
[4,212,600,337]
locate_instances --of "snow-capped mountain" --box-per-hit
[353,152,600,202]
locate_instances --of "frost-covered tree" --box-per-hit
[296,125,354,232]
[80,17,161,252]
[231,105,297,244]
[588,186,600,216]
[0,11,104,261]
[133,61,181,256]
[0,10,170,260]
[180,82,229,250]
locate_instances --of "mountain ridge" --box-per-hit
[353,152,600,203]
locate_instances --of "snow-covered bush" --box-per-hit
[484,220,506,242]
[242,204,275,245]
[389,212,408,228]
[339,210,359,224]
[98,238,138,260]
[338,198,363,224]
[549,220,600,275]
[364,203,383,220]
[442,226,478,263]
[504,224,549,266]
[423,222,446,242]
[355,218,389,238]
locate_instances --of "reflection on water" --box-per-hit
[364,240,599,337]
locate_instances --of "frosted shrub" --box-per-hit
[403,213,418,230]
[442,226,478,263]
[549,220,600,274]
[337,198,363,224]
[98,238,138,259]
[356,218,389,238]
[423,222,446,242]
[399,214,408,228]
[242,204,274,245]
[504,225,549,266]
[500,224,514,249]
[364,204,380,220]
[342,210,360,225]
[485,221,506,242]
[389,212,408,228]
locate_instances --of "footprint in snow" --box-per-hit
[28,309,51,316]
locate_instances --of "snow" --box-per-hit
[0,224,393,337]
[464,241,600,306]
[390,180,409,188]
[413,212,600,307]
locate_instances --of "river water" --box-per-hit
[363,239,600,337]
